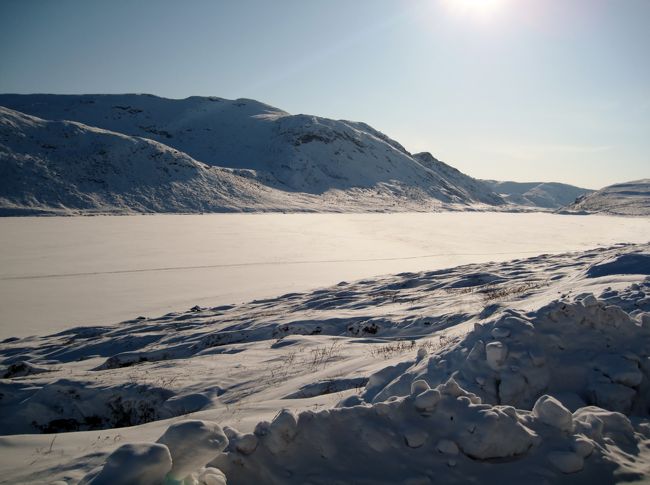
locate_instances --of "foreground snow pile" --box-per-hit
[210,384,645,484]
[80,420,228,485]
[81,380,646,484]
[359,296,650,414]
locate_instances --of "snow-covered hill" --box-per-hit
[0,94,506,212]
[0,106,311,215]
[482,180,593,209]
[564,179,650,216]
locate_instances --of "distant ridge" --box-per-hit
[481,180,593,209]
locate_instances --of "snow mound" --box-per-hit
[157,420,229,481]
[211,381,537,483]
[2,360,51,378]
[79,442,172,485]
[587,253,650,278]
[208,380,644,484]
[0,378,213,434]
[361,295,650,415]
[81,420,229,485]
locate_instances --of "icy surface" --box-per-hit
[2,212,649,339]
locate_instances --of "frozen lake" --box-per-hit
[1,212,649,339]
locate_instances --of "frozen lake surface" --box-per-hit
[1,212,649,339]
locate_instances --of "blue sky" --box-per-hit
[1,0,648,188]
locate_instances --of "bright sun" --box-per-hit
[446,0,504,15]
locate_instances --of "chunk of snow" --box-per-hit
[157,420,228,481]
[235,433,259,455]
[532,395,574,433]
[436,439,459,455]
[410,379,430,395]
[404,428,428,448]
[80,443,171,485]
[572,436,595,458]
[548,451,584,474]
[414,389,441,413]
[486,341,508,370]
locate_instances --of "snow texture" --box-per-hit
[3,243,650,483]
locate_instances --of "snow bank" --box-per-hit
[587,253,650,278]
[209,379,647,484]
[362,294,650,415]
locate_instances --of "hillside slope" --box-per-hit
[0,106,313,215]
[482,180,593,209]
[564,179,650,216]
[0,94,505,207]
[414,152,503,206]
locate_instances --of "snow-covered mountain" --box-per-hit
[564,179,650,216]
[0,106,311,215]
[482,180,593,209]
[0,94,506,213]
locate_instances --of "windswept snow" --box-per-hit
[2,243,650,483]
[565,179,650,216]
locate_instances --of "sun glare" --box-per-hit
[445,0,505,16]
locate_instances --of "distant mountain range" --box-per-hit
[481,180,593,209]
[0,94,644,215]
